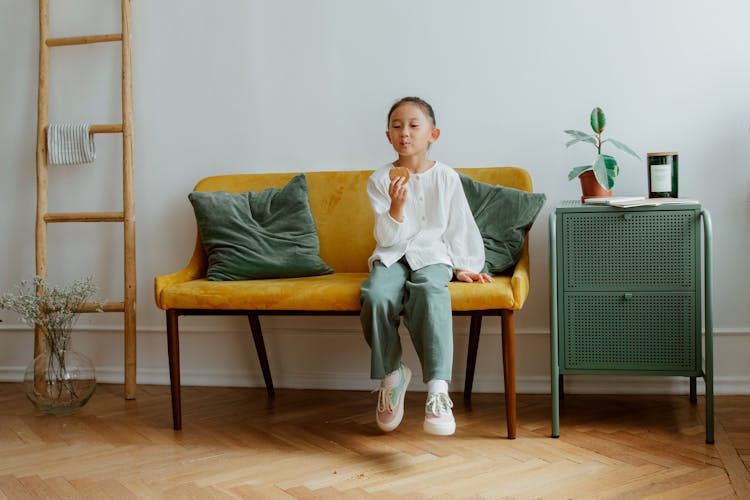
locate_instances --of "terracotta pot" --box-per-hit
[578,170,612,203]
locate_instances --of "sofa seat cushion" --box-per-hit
[159,274,368,311]
[158,273,517,312]
[448,277,515,311]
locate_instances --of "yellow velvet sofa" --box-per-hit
[154,167,534,437]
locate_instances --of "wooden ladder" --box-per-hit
[35,0,137,399]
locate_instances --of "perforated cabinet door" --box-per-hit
[562,292,699,372]
[561,210,697,292]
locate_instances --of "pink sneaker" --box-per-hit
[423,392,455,436]
[374,364,411,432]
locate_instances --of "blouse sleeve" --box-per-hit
[445,177,486,274]
[367,175,407,248]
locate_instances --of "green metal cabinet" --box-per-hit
[548,201,714,443]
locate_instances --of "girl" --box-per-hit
[360,97,492,436]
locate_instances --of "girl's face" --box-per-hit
[386,103,440,158]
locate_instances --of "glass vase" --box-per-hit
[23,347,96,415]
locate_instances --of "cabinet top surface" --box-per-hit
[556,200,701,213]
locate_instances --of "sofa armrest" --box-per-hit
[510,239,530,310]
[154,239,207,310]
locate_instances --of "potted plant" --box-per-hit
[564,107,641,201]
[0,276,103,414]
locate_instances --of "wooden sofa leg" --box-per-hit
[501,309,517,439]
[464,315,482,402]
[247,314,275,398]
[166,309,182,430]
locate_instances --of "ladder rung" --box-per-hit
[46,33,123,47]
[44,124,122,135]
[45,212,125,223]
[90,124,123,134]
[79,301,125,313]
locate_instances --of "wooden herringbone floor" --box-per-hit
[0,383,748,499]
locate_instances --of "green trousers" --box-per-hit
[360,259,453,382]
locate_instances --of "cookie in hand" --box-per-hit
[389,166,410,182]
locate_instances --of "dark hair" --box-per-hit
[387,96,436,127]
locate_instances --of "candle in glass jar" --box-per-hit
[647,152,678,198]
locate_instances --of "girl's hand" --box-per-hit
[388,176,408,221]
[455,270,494,283]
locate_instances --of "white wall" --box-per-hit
[1,0,749,394]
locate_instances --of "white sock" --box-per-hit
[383,366,402,387]
[426,379,448,394]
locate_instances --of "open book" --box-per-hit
[584,196,700,208]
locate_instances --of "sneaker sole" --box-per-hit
[423,419,456,436]
[376,367,411,432]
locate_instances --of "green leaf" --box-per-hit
[565,137,597,148]
[592,154,614,190]
[603,154,620,180]
[564,129,595,140]
[568,164,592,181]
[607,138,641,160]
[563,130,597,148]
[590,107,606,134]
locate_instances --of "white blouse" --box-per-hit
[366,161,485,274]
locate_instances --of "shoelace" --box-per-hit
[425,392,453,417]
[374,385,395,413]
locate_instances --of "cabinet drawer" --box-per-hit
[561,210,697,291]
[561,292,699,372]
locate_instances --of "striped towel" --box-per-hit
[47,123,96,165]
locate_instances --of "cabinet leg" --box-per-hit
[551,372,560,438]
[706,389,714,444]
[559,374,565,400]
[689,376,697,402]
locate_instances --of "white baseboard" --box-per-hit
[2,364,749,395]
[67,368,750,396]
[1,325,748,395]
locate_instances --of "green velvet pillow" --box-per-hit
[459,173,546,275]
[188,174,334,281]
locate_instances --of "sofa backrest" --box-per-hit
[192,167,533,274]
